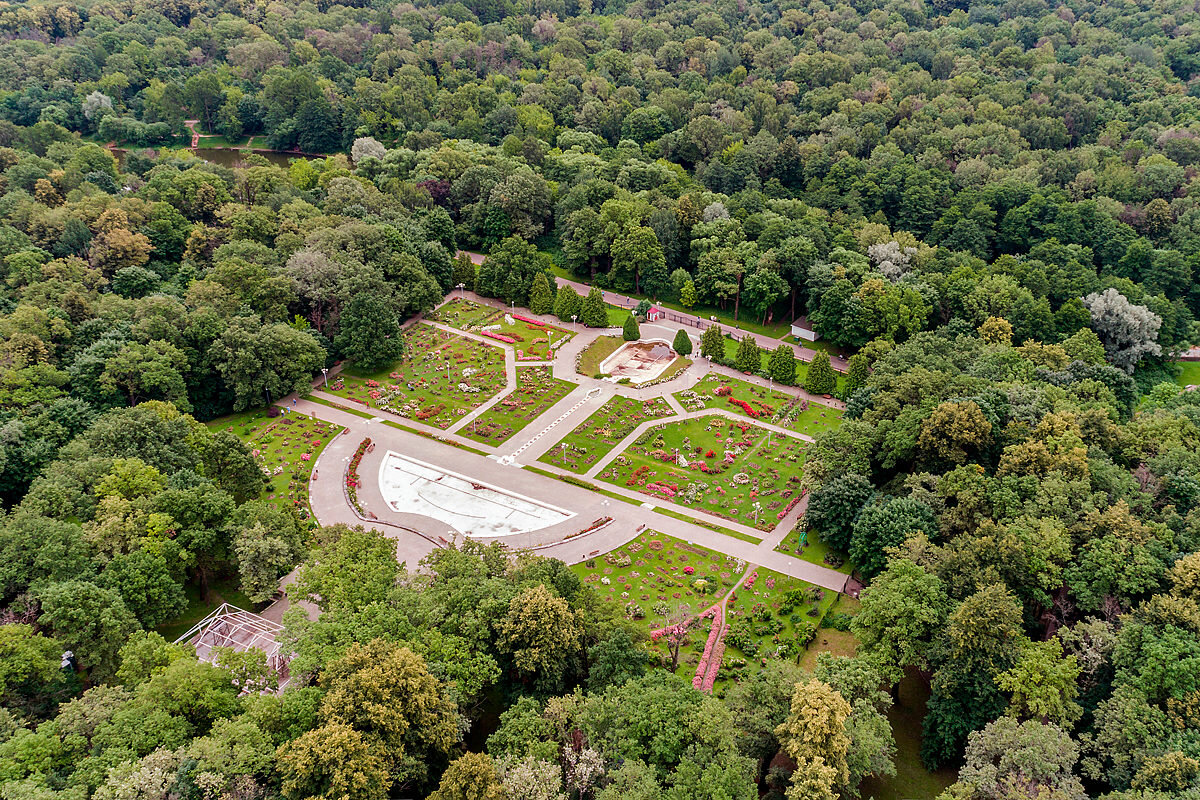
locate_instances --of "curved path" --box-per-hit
[271,291,850,619]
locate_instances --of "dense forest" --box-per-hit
[0,0,1194,796]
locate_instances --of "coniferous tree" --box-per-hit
[528,273,554,315]
[768,344,797,385]
[700,324,725,361]
[622,314,640,341]
[735,334,761,373]
[555,285,582,322]
[672,328,693,356]
[805,351,837,395]
[580,287,608,328]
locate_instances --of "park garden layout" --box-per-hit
[597,415,809,532]
[428,298,574,360]
[675,373,844,435]
[209,407,344,520]
[571,531,842,692]
[460,366,575,445]
[321,324,507,428]
[537,395,675,473]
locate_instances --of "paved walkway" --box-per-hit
[272,289,852,618]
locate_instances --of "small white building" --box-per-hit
[791,316,820,342]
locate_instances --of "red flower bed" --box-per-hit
[482,331,517,343]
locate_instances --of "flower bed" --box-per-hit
[460,366,574,446]
[674,373,844,435]
[538,396,675,474]
[428,298,573,358]
[596,415,809,531]
[720,567,838,677]
[319,324,507,429]
[345,437,371,513]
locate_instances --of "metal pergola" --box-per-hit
[175,603,292,691]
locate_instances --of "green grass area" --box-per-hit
[1174,360,1200,387]
[720,567,839,680]
[323,324,507,428]
[596,416,809,532]
[577,335,623,376]
[376,420,491,456]
[305,395,374,418]
[207,407,343,519]
[774,524,852,574]
[460,367,574,445]
[155,578,263,642]
[573,530,748,653]
[651,506,763,544]
[539,395,676,473]
[718,337,846,393]
[521,466,641,505]
[428,298,575,360]
[194,135,253,148]
[606,305,632,327]
[798,595,860,671]
[860,671,959,800]
[676,373,844,435]
[651,355,691,384]
[659,300,790,338]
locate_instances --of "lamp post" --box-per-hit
[456,282,466,298]
[321,367,329,388]
[571,314,577,331]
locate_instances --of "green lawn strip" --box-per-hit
[1174,360,1200,387]
[327,324,507,428]
[307,394,374,418]
[207,407,343,520]
[460,367,575,445]
[520,466,640,505]
[719,566,839,683]
[577,335,624,376]
[377,420,490,456]
[773,525,852,574]
[651,507,763,544]
[428,298,575,360]
[596,416,808,532]
[676,373,843,435]
[652,355,691,384]
[538,395,675,473]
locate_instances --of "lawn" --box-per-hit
[539,395,676,473]
[720,566,840,681]
[675,373,843,435]
[596,416,809,531]
[798,595,860,671]
[1174,360,1200,387]
[321,324,507,428]
[860,670,959,800]
[577,335,623,376]
[774,523,852,574]
[460,366,575,445]
[207,407,344,520]
[428,298,574,360]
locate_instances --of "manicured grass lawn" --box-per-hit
[798,595,860,671]
[720,567,839,682]
[1174,360,1200,387]
[606,305,632,327]
[577,335,623,376]
[774,524,852,574]
[428,298,574,360]
[207,407,343,520]
[652,355,691,384]
[675,373,843,435]
[860,671,959,800]
[539,395,675,473]
[460,366,574,445]
[322,324,507,428]
[596,416,809,531]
